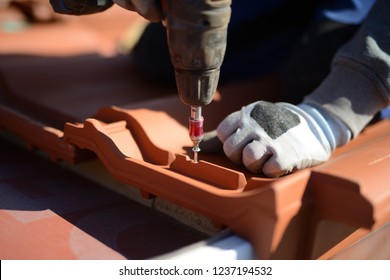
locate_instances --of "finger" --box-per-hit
[132,0,163,22]
[262,152,295,178]
[216,111,241,142]
[222,126,254,164]
[242,140,272,174]
[113,0,136,11]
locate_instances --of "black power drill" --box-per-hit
[162,0,231,162]
[50,0,231,162]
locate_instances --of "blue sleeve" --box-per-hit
[315,0,376,24]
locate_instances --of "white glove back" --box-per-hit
[217,101,351,177]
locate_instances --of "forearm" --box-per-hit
[304,0,390,137]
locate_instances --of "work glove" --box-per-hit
[50,0,114,15]
[114,0,162,22]
[50,0,162,22]
[216,101,351,177]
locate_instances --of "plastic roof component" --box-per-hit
[1,99,389,259]
[0,137,207,260]
[1,4,390,259]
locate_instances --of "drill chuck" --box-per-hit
[163,0,232,106]
[175,69,220,106]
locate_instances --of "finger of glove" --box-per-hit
[131,0,162,22]
[262,154,290,177]
[260,137,301,177]
[113,0,162,21]
[241,112,305,177]
[222,126,255,164]
[216,111,241,142]
[51,0,114,15]
[242,140,272,174]
[113,0,135,10]
[262,144,308,178]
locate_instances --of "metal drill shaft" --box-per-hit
[191,105,202,120]
[189,106,204,163]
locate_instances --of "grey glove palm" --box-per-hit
[217,101,351,177]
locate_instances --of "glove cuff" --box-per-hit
[298,102,351,149]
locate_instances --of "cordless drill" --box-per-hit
[162,0,231,162]
[49,0,231,162]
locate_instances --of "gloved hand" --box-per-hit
[216,101,351,177]
[114,0,162,22]
[50,0,114,15]
[50,0,162,22]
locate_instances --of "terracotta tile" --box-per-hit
[0,3,389,260]
[0,138,207,259]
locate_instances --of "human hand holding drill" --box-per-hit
[49,0,390,177]
[50,0,162,20]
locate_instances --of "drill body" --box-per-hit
[49,0,231,161]
[163,0,231,107]
[163,0,231,161]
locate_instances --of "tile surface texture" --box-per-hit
[1,3,390,260]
